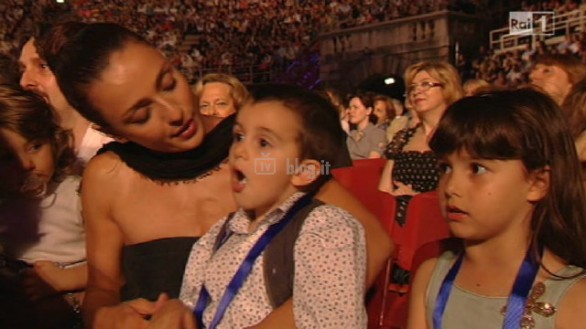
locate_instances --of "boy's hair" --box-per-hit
[430,88,586,268]
[36,21,150,129]
[192,73,250,111]
[0,84,75,181]
[247,84,348,187]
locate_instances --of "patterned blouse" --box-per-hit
[385,124,439,226]
[179,193,367,329]
[385,124,439,193]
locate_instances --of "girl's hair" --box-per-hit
[430,88,586,268]
[561,77,586,138]
[404,61,464,106]
[192,73,249,112]
[36,21,150,128]
[373,94,396,123]
[246,84,349,186]
[534,54,586,85]
[0,84,75,181]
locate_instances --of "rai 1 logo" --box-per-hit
[509,12,555,36]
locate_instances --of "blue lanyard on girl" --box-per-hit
[433,244,543,329]
[193,192,315,329]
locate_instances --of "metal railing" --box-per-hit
[489,5,586,53]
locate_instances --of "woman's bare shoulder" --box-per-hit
[83,150,128,185]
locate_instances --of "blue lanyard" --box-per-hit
[433,245,542,329]
[193,192,314,329]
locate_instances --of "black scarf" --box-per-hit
[97,115,235,182]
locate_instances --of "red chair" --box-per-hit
[332,160,450,329]
[393,191,450,272]
[368,191,451,329]
[331,158,395,231]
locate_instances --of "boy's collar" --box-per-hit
[229,192,306,234]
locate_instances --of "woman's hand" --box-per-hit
[21,263,60,301]
[93,297,162,329]
[148,298,197,329]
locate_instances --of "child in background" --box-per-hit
[408,89,586,329]
[0,84,86,328]
[180,84,367,329]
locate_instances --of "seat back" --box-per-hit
[331,158,394,230]
[368,192,451,329]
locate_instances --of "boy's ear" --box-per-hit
[291,159,321,188]
[92,124,126,142]
[527,166,550,202]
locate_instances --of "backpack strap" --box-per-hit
[263,199,324,308]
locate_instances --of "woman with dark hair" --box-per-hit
[38,21,392,329]
[346,92,386,159]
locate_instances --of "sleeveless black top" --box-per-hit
[121,237,199,301]
[385,124,439,227]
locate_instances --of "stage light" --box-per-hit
[358,73,405,101]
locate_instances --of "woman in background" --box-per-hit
[346,92,386,159]
[192,73,248,131]
[378,61,463,226]
[373,94,396,131]
[530,54,586,105]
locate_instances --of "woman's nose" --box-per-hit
[20,69,38,91]
[161,101,184,125]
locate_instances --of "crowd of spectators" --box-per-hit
[0,0,481,84]
[458,0,586,89]
[2,0,583,88]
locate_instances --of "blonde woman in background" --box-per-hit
[378,61,463,226]
[192,73,249,131]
